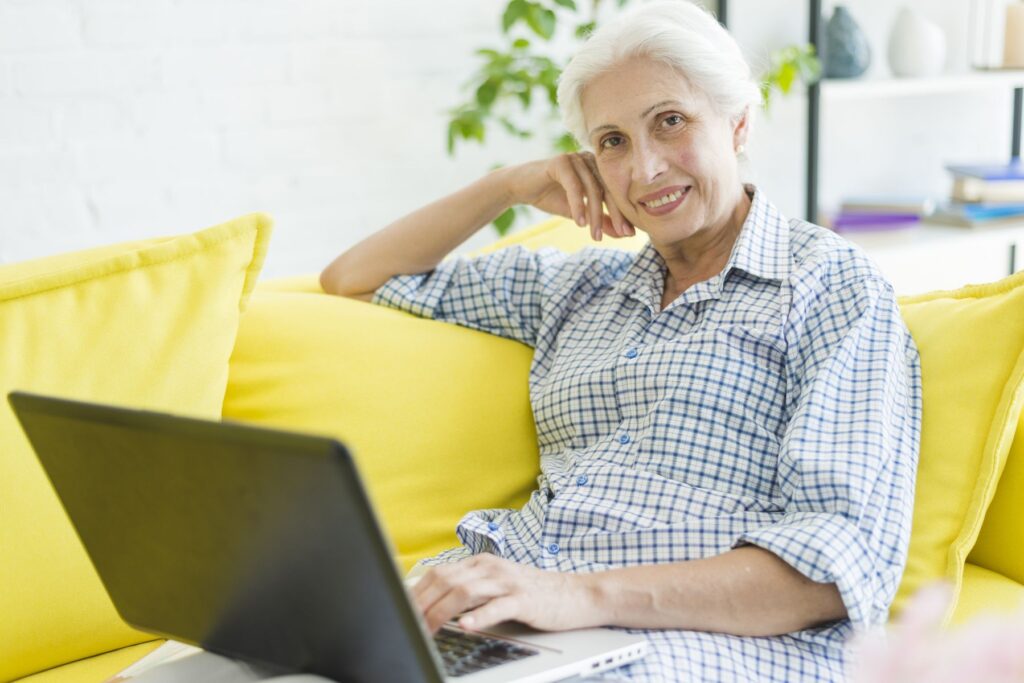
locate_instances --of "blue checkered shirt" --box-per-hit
[372,187,921,682]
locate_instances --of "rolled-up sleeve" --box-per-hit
[371,245,602,348]
[732,276,922,632]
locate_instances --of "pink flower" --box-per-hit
[846,581,1024,683]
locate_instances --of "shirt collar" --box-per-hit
[612,184,791,305]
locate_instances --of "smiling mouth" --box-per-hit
[641,187,689,208]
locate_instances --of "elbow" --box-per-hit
[320,262,376,302]
[319,266,337,295]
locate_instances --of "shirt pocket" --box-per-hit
[635,325,786,501]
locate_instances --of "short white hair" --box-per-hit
[557,0,761,151]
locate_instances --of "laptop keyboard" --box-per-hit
[434,626,540,677]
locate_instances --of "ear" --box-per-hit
[731,106,750,151]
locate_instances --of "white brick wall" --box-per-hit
[0,0,1012,277]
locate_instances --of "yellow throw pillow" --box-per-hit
[0,214,271,681]
[222,289,541,573]
[893,270,1024,623]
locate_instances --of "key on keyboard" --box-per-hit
[434,626,539,677]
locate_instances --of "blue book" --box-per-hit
[945,159,1024,181]
[931,201,1024,227]
[954,202,1024,219]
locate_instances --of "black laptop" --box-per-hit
[8,391,646,683]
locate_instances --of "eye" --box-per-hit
[663,114,684,127]
[598,134,622,148]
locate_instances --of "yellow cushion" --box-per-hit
[0,215,271,681]
[950,563,1024,626]
[222,288,540,573]
[16,641,165,683]
[968,409,1024,585]
[893,271,1024,623]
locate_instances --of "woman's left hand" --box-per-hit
[410,553,602,633]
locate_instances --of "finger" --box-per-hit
[568,154,605,242]
[413,562,483,620]
[578,153,626,238]
[459,596,521,632]
[426,580,506,633]
[552,156,588,228]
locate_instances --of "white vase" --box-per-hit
[888,6,947,77]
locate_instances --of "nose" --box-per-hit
[630,136,667,186]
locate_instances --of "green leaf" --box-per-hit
[476,79,500,107]
[493,207,516,236]
[447,120,457,156]
[777,62,796,93]
[525,4,556,40]
[616,0,630,7]
[475,48,502,59]
[554,132,580,153]
[574,21,595,39]
[516,85,533,108]
[498,116,531,138]
[512,37,530,49]
[552,0,577,9]
[502,0,527,32]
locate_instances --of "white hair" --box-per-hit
[557,0,762,152]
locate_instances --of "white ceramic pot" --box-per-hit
[888,6,947,78]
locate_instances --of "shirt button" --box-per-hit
[487,521,500,532]
[619,433,631,445]
[624,348,638,359]
[547,543,560,555]
[576,474,589,486]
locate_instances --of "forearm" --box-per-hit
[578,545,847,636]
[320,166,516,297]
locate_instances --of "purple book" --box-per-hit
[945,159,1024,181]
[832,212,921,230]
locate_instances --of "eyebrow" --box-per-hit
[588,100,680,139]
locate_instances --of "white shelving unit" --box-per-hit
[821,69,1024,101]
[814,68,1024,295]
[843,221,1024,295]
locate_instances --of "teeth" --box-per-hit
[647,189,684,208]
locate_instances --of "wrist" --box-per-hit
[575,571,615,628]
[488,165,521,210]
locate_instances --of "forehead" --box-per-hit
[580,57,706,136]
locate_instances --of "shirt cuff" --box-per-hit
[732,511,879,631]
[369,258,462,319]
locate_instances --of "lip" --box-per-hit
[638,186,690,216]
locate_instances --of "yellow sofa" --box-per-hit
[3,215,1024,681]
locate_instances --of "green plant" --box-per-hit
[447,0,820,235]
[760,44,821,112]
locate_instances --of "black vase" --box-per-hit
[823,5,871,78]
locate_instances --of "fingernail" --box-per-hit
[461,616,475,629]
[576,214,585,227]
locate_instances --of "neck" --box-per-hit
[659,186,752,292]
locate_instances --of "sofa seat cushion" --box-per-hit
[950,563,1024,625]
[0,215,271,681]
[15,641,165,683]
[223,287,541,573]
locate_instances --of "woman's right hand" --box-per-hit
[506,153,635,242]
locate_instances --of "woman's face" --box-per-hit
[580,56,748,246]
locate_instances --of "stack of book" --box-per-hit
[829,197,936,233]
[932,160,1024,227]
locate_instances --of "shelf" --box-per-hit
[841,219,1024,250]
[821,69,1024,101]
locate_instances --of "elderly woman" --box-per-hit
[320,1,920,680]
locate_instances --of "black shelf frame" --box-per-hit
[718,0,1024,223]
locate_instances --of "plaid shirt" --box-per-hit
[372,187,921,682]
